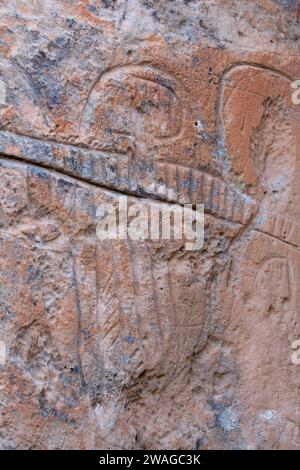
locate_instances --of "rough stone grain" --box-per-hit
[0,0,299,450]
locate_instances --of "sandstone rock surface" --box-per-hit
[0,0,299,450]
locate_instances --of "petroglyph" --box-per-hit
[0,129,256,226]
[80,65,185,150]
[0,1,299,448]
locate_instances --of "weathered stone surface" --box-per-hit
[0,0,299,449]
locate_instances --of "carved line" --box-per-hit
[128,74,184,141]
[0,128,128,156]
[250,227,300,251]
[71,253,87,390]
[79,62,187,135]
[216,61,294,172]
[253,256,292,302]
[1,155,299,252]
[0,130,256,226]
[127,239,150,367]
[155,160,255,225]
[252,213,300,250]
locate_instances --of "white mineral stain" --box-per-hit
[0,341,6,366]
[262,410,276,422]
[0,80,6,105]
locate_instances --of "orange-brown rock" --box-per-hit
[0,0,299,450]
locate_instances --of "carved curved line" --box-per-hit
[220,61,293,84]
[255,254,287,269]
[128,75,184,141]
[216,61,294,148]
[253,256,291,293]
[81,62,185,117]
[79,62,187,143]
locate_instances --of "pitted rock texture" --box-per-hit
[0,0,299,450]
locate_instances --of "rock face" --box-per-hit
[0,0,299,450]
